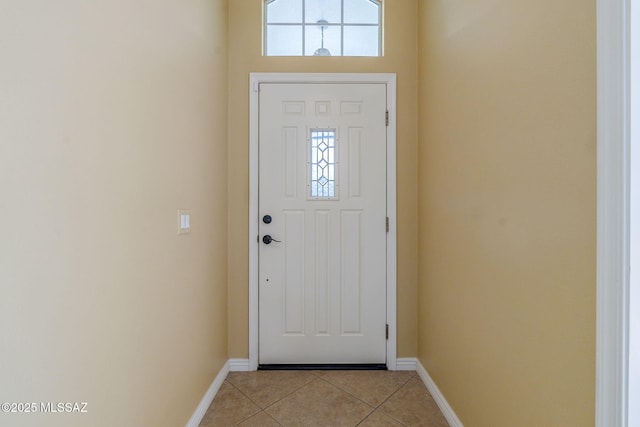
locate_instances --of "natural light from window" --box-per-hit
[264,0,382,57]
[309,129,338,199]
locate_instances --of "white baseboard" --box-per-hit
[185,361,230,427]
[416,360,464,427]
[396,357,418,371]
[229,358,250,371]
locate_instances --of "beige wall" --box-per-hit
[0,1,228,426]
[417,0,596,425]
[228,0,419,358]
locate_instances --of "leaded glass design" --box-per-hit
[264,0,382,56]
[309,130,337,198]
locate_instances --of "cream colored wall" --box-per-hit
[228,0,419,358]
[417,0,596,426]
[0,1,228,426]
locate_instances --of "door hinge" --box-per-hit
[385,110,389,126]
[386,324,389,340]
[386,217,389,233]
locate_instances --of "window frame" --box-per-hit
[263,0,383,57]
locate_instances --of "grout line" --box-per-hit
[232,410,283,427]
[220,381,263,426]
[234,372,318,411]
[271,373,376,424]
[225,379,256,404]
[264,411,284,426]
[354,409,409,427]
[313,371,416,410]
[356,375,416,427]
[369,377,416,426]
[314,374,376,409]
[226,374,274,410]
[353,408,377,427]
[261,374,318,411]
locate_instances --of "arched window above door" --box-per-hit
[264,0,382,57]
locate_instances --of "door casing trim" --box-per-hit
[596,0,631,424]
[248,73,397,370]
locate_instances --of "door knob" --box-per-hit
[263,215,272,224]
[262,235,281,244]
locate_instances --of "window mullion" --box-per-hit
[340,0,344,56]
[302,0,306,55]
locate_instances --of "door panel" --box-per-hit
[259,83,387,364]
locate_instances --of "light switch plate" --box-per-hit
[178,209,191,235]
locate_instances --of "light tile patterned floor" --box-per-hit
[199,370,449,427]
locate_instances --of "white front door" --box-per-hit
[258,83,388,365]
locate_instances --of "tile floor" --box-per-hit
[199,370,449,426]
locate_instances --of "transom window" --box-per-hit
[264,0,382,57]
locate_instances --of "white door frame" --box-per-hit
[596,0,632,425]
[248,73,397,371]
